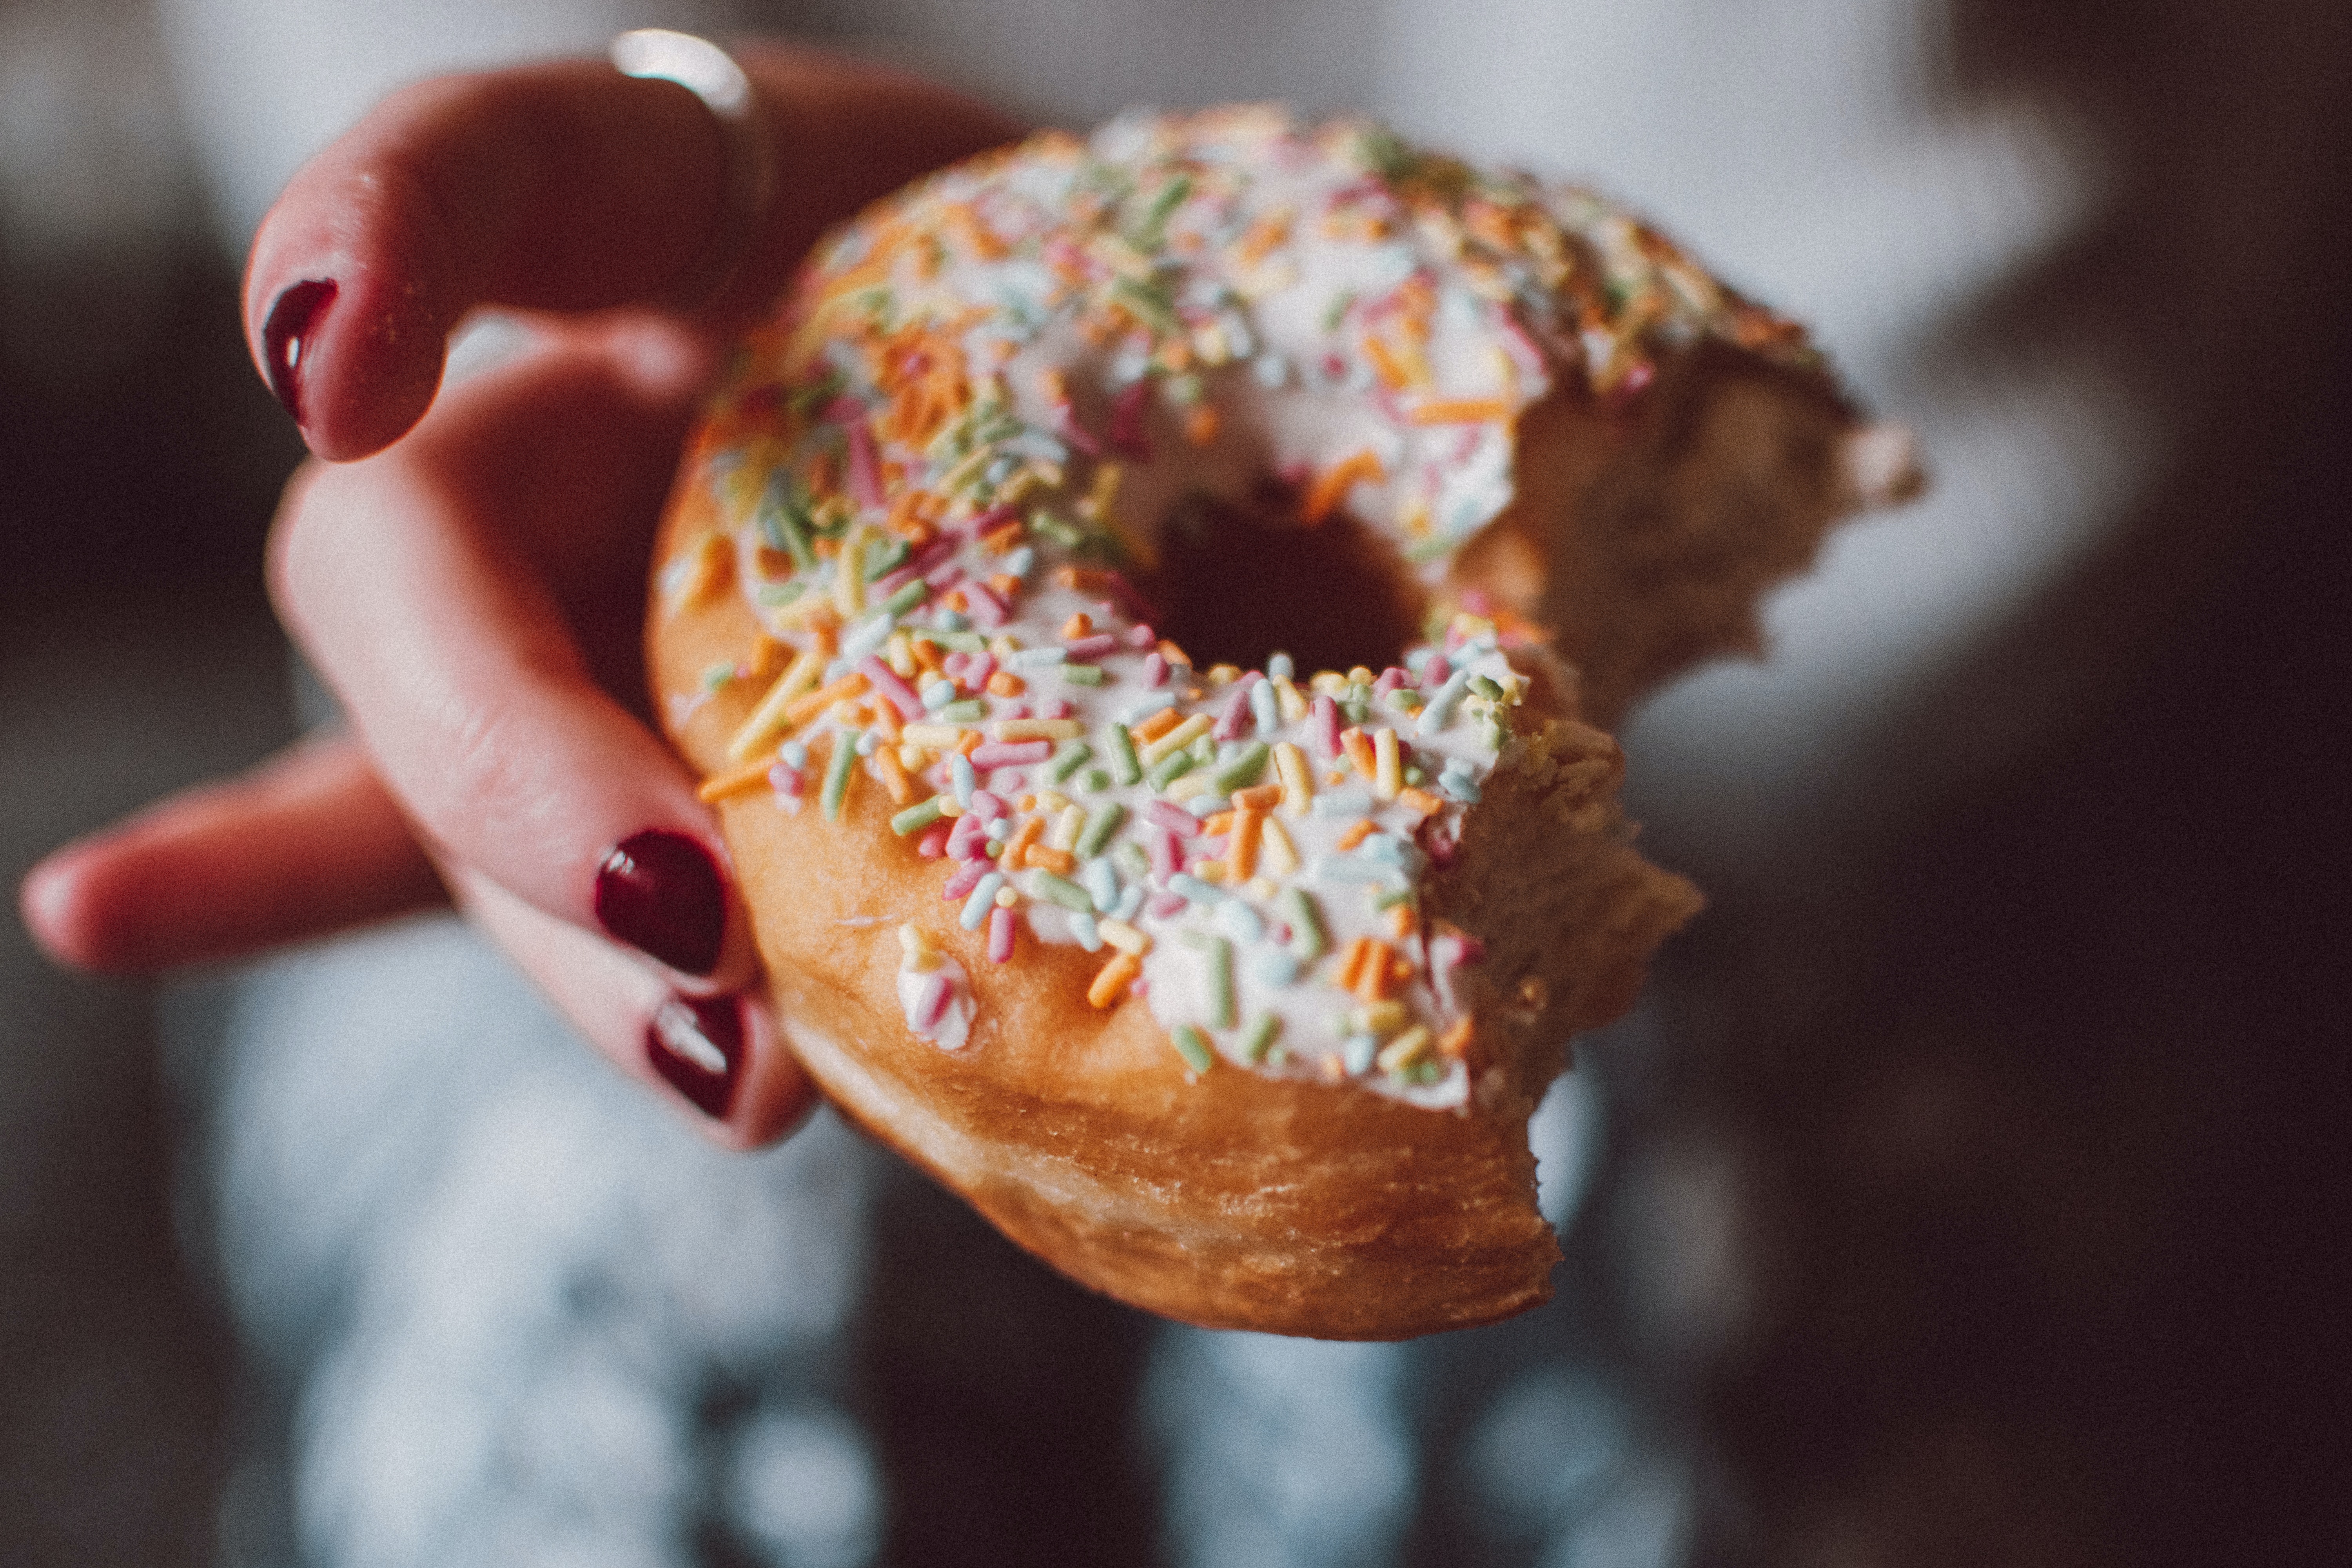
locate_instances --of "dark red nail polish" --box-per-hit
[262,278,338,427]
[596,829,727,976]
[647,992,744,1118]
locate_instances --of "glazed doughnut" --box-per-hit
[648,108,1916,1338]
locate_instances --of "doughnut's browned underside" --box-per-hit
[648,349,1860,1339]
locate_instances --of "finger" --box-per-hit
[247,45,1020,459]
[267,333,755,992]
[448,863,818,1148]
[20,734,446,975]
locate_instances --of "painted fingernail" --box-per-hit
[595,828,728,976]
[262,278,338,427]
[646,992,744,1118]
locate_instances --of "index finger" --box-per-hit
[246,43,1022,459]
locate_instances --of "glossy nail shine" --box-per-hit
[262,278,337,426]
[646,993,744,1118]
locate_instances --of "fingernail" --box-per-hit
[646,992,744,1118]
[595,828,728,976]
[262,278,338,427]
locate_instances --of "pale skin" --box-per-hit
[17,44,1024,1148]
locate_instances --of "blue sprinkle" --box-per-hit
[1266,652,1295,681]
[1343,1035,1378,1075]
[1249,950,1300,987]
[1215,900,1265,943]
[1312,786,1374,818]
[1187,792,1229,819]
[1008,646,1067,669]
[1120,692,1178,723]
[1081,857,1120,914]
[1068,912,1103,952]
[1003,545,1036,580]
[951,752,977,806]
[1249,680,1279,733]
[1113,884,1146,920]
[779,740,809,769]
[961,873,1005,930]
[1168,873,1226,905]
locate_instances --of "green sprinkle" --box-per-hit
[890,796,946,836]
[1180,931,1236,1028]
[1104,723,1143,786]
[1281,887,1327,962]
[1405,1058,1443,1085]
[879,579,929,617]
[1112,276,1180,331]
[755,580,807,606]
[1062,663,1107,686]
[1172,1025,1215,1074]
[1468,675,1504,700]
[1373,888,1417,912]
[1074,802,1126,860]
[932,630,988,652]
[1030,511,1085,549]
[863,536,908,581]
[758,480,817,570]
[1083,767,1113,793]
[701,661,736,693]
[1048,739,1094,782]
[1323,289,1357,331]
[1242,1013,1282,1065]
[937,699,987,722]
[1029,871,1095,913]
[1209,741,1270,794]
[822,730,862,822]
[1147,749,1195,789]
[1341,695,1370,726]
[1113,841,1152,879]
[1405,536,1456,564]
[1189,733,1216,764]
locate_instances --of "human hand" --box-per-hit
[18,42,1022,1146]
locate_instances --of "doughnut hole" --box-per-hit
[1139,489,1428,677]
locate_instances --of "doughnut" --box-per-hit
[647,108,1917,1338]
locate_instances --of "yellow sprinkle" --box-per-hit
[1359,1000,1409,1038]
[1372,727,1401,800]
[1273,742,1314,816]
[1259,816,1301,876]
[1049,804,1085,852]
[1205,664,1241,686]
[724,646,826,763]
[1140,713,1212,765]
[885,632,918,678]
[1036,789,1072,816]
[897,922,941,970]
[1271,675,1308,722]
[1194,860,1229,883]
[1376,1026,1434,1074]
[833,526,867,618]
[1309,671,1348,696]
[1165,772,1217,802]
[992,718,1084,742]
[1098,920,1151,956]
[901,722,975,748]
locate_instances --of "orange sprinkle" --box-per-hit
[808,617,840,657]
[1088,952,1142,1008]
[909,638,945,673]
[987,670,1025,697]
[955,730,984,756]
[1235,209,1293,266]
[1231,809,1264,881]
[1184,404,1220,446]
[1157,639,1194,669]
[1231,783,1283,811]
[869,701,903,744]
[1437,1018,1475,1060]
[1341,728,1377,779]
[875,744,915,806]
[987,573,1022,599]
[1025,846,1077,876]
[1336,818,1378,851]
[783,671,870,728]
[1398,786,1444,820]
[1132,709,1183,744]
[695,756,775,804]
[1201,811,1238,837]
[745,636,788,681]
[1408,397,1512,426]
[980,521,1025,554]
[1336,936,1376,994]
[1062,612,1093,639]
[1003,816,1045,866]
[1301,449,1385,526]
[1355,940,1398,1002]
[1361,334,1415,391]
[1386,903,1419,940]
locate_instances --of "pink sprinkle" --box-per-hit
[1213,674,1261,740]
[1372,667,1406,698]
[1087,569,1159,625]
[1143,652,1169,688]
[947,813,989,859]
[968,789,1009,821]
[873,535,956,597]
[1420,655,1451,691]
[768,764,805,798]
[1126,623,1157,649]
[964,502,1020,537]
[858,656,924,721]
[1149,826,1182,882]
[966,652,996,689]
[914,972,952,1030]
[916,822,952,859]
[1004,702,1032,720]
[1059,415,1104,459]
[1459,588,1494,615]
[987,905,1016,963]
[1063,633,1119,661]
[1143,801,1201,836]
[1147,892,1189,919]
[1108,379,1154,461]
[1038,698,1075,720]
[942,651,970,681]
[924,563,965,592]
[964,579,1010,628]
[830,403,884,510]
[1310,693,1342,759]
[969,741,1051,769]
[942,861,990,900]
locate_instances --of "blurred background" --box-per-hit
[4,0,2347,1564]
